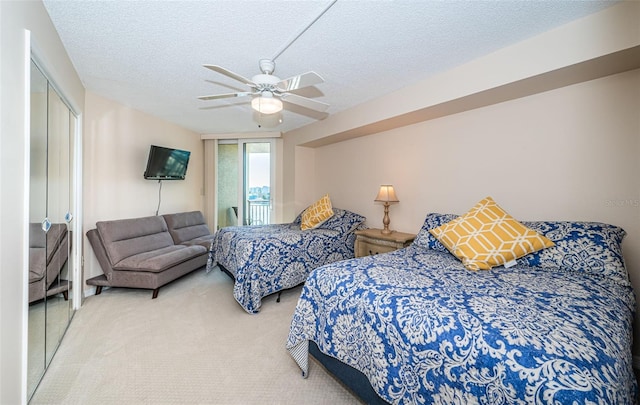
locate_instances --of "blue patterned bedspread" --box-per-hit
[206,209,365,313]
[287,245,637,404]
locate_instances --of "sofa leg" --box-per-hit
[152,288,159,299]
[63,290,69,301]
[95,286,103,295]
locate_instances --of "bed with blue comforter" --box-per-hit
[287,213,636,404]
[206,208,366,313]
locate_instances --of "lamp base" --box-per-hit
[381,202,392,235]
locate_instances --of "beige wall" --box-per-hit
[0,1,84,403]
[82,91,205,284]
[312,69,640,240]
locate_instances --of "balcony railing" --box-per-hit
[246,199,270,225]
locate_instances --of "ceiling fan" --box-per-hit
[198,59,329,115]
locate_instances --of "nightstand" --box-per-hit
[354,228,416,258]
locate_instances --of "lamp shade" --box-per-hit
[375,185,399,203]
[252,110,283,128]
[251,92,283,114]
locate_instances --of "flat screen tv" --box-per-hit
[143,145,191,180]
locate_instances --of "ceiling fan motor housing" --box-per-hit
[251,73,280,92]
[258,59,276,75]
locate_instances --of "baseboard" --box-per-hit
[83,285,107,297]
[83,286,96,297]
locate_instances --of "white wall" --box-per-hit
[0,1,84,403]
[82,91,205,285]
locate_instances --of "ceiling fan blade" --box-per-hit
[203,65,256,87]
[198,91,253,101]
[280,93,329,112]
[277,71,324,92]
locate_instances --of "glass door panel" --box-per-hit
[67,113,77,317]
[28,60,48,400]
[216,142,239,228]
[216,139,275,228]
[45,84,71,366]
[242,141,272,226]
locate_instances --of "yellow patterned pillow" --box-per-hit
[429,197,554,270]
[301,194,334,230]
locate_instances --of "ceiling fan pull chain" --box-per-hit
[271,0,337,62]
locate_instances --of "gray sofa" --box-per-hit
[86,211,214,298]
[29,222,70,303]
[163,211,216,248]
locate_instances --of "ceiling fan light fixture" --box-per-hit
[251,92,283,114]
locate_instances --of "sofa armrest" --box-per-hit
[86,228,115,281]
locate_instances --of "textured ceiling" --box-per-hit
[42,0,617,135]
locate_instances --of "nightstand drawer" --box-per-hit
[354,229,416,258]
[356,239,399,256]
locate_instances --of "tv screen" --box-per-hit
[143,145,191,180]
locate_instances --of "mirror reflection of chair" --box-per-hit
[28,223,70,303]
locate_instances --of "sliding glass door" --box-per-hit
[216,139,275,228]
[242,141,272,226]
[216,142,239,228]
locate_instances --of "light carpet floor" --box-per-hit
[30,268,362,404]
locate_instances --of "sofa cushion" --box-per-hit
[29,247,46,282]
[96,215,175,265]
[30,222,68,284]
[179,234,215,248]
[30,222,67,265]
[163,211,213,246]
[30,223,46,249]
[113,244,207,272]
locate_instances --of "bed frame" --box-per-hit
[309,341,388,404]
[217,263,295,303]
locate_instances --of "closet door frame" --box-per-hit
[25,45,83,402]
[29,53,83,310]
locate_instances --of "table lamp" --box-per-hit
[375,185,399,235]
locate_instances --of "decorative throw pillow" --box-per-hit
[300,194,334,230]
[413,213,459,252]
[517,220,628,283]
[429,197,554,270]
[316,208,366,233]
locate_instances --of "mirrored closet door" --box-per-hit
[28,59,76,400]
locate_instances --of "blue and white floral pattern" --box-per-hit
[207,208,365,313]
[287,244,636,404]
[414,213,629,284]
[412,213,458,252]
[518,220,628,283]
